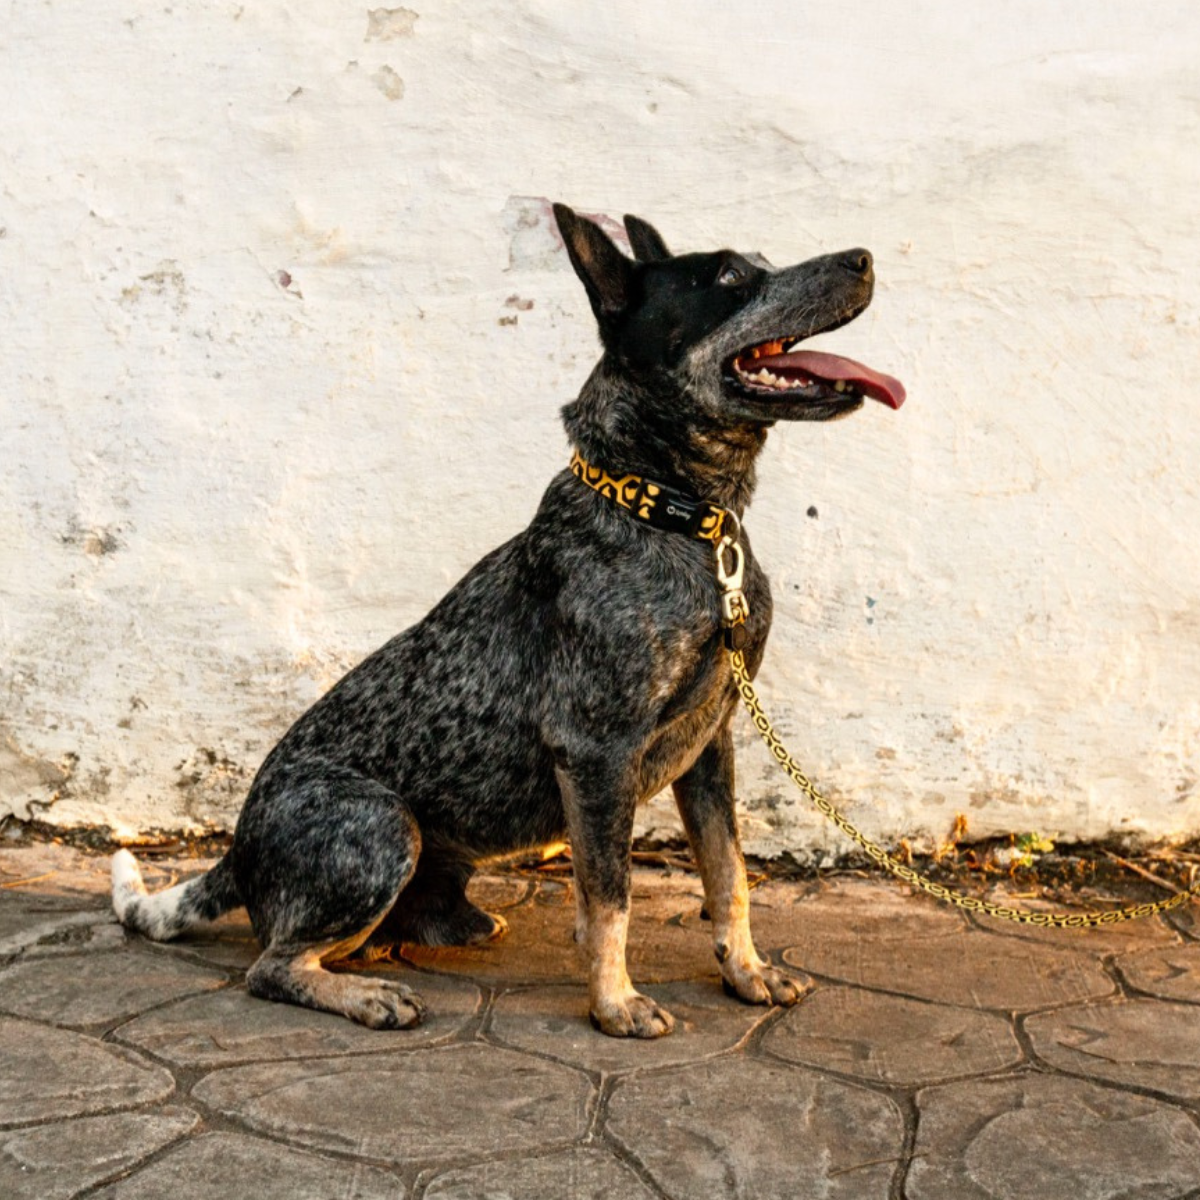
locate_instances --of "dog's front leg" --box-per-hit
[674,723,812,1007]
[555,763,675,1039]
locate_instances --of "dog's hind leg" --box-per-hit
[673,724,812,1008]
[234,763,427,1028]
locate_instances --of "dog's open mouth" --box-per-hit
[728,337,906,410]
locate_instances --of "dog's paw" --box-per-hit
[347,979,427,1030]
[590,990,675,1039]
[418,902,508,947]
[722,964,813,1008]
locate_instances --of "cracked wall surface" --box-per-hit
[1,1,1198,850]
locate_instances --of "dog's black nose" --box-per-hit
[839,249,873,278]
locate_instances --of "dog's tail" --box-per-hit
[111,849,241,941]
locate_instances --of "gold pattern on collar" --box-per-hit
[569,449,727,542]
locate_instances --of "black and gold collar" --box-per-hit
[569,449,732,543]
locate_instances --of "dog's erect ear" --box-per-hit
[623,214,671,263]
[553,203,635,319]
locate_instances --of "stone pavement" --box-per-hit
[4,842,1200,1199]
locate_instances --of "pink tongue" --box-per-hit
[756,350,906,409]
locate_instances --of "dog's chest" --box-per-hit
[634,550,771,799]
[638,688,726,801]
[635,638,757,802]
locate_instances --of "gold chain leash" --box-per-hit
[728,649,1200,927]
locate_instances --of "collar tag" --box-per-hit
[641,485,705,537]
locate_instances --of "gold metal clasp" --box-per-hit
[715,534,749,627]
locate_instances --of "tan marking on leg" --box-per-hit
[693,821,812,1007]
[585,901,674,1038]
[249,920,427,1030]
[695,822,762,978]
[290,948,426,1029]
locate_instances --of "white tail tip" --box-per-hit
[111,848,146,921]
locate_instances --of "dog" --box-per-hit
[112,204,903,1038]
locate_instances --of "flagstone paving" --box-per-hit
[3,841,1200,1199]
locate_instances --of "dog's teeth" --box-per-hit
[741,363,806,393]
[834,380,846,392]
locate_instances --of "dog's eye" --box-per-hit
[718,263,746,286]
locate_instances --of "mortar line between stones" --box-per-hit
[969,1029,1200,1128]
[594,1091,700,1200]
[1166,911,1200,942]
[171,1078,435,1184]
[1179,1106,1200,1144]
[49,1112,203,1200]
[792,965,1121,1018]
[750,1032,1032,1100]
[470,995,607,1090]
[0,907,113,958]
[67,1119,412,1200]
[480,1021,785,1093]
[1119,981,1200,1008]
[0,1095,184,1137]
[132,934,256,976]
[1106,947,1200,1008]
[407,1135,676,1200]
[780,971,1066,1018]
[173,1042,598,1184]
[1015,1053,1200,1117]
[0,942,242,1042]
[443,976,495,1044]
[885,1091,921,1200]
[404,1135,617,1197]
[101,968,492,1072]
[89,987,241,1047]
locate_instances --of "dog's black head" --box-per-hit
[554,203,904,427]
[553,204,904,505]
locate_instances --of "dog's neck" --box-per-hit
[562,360,767,514]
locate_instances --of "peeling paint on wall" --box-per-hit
[371,65,405,101]
[1,1,1198,855]
[365,7,419,42]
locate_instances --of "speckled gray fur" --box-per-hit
[113,206,879,1034]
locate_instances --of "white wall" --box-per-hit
[2,1,1198,857]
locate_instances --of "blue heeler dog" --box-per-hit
[113,205,904,1037]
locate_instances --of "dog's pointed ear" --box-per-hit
[553,203,635,320]
[623,214,671,263]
